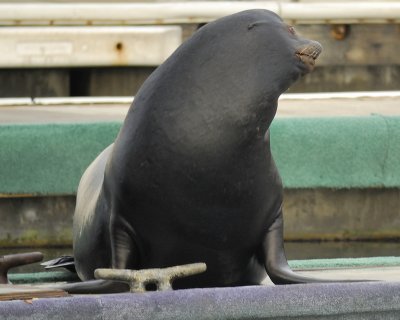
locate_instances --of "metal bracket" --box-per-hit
[94,263,207,293]
[0,252,44,284]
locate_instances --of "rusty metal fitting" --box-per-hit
[0,252,44,284]
[330,24,350,41]
[94,262,207,293]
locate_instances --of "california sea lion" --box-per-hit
[70,9,324,292]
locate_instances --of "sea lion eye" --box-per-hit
[247,20,269,30]
[288,26,296,35]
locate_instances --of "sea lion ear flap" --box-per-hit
[247,20,270,30]
[197,23,208,30]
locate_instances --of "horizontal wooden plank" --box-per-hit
[0,2,399,25]
[0,284,67,301]
[0,24,397,68]
[0,26,182,67]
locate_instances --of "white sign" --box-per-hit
[16,42,73,56]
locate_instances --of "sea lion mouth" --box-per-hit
[296,53,316,71]
[295,41,322,72]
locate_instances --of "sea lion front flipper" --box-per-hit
[58,223,140,294]
[263,209,343,284]
[110,213,141,271]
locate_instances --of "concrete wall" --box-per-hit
[0,196,74,247]
[283,188,400,241]
[1,188,400,247]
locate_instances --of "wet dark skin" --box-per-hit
[66,9,333,293]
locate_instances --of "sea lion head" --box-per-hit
[243,9,322,86]
[187,9,322,98]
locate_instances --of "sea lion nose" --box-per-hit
[296,40,323,60]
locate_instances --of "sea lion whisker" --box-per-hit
[298,47,308,55]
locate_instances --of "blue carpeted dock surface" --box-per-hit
[2,257,399,319]
[1,282,400,319]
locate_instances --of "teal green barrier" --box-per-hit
[288,256,400,270]
[0,122,121,195]
[0,115,399,195]
[9,270,79,284]
[271,115,400,188]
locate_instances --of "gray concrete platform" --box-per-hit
[299,266,400,281]
[1,92,400,124]
[263,266,400,285]
[0,104,128,124]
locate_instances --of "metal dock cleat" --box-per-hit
[94,263,207,293]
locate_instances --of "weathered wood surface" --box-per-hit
[0,284,67,301]
[296,24,400,66]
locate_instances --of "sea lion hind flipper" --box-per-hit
[41,255,76,273]
[262,210,369,284]
[262,210,314,284]
[58,279,129,294]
